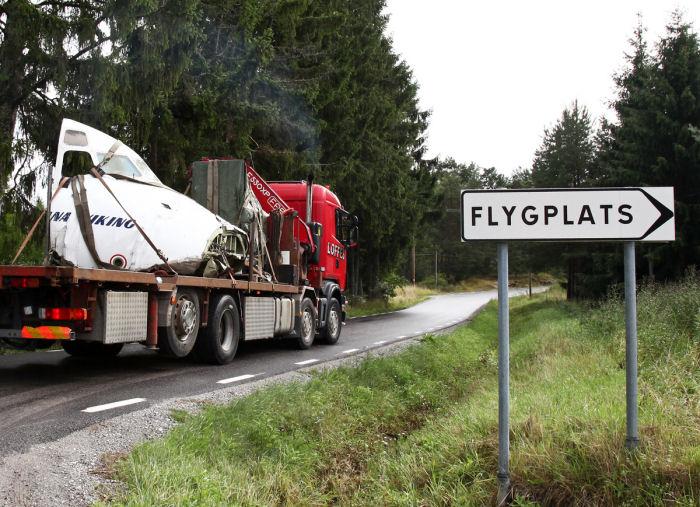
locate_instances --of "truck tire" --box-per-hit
[194,294,240,364]
[321,298,341,345]
[61,340,124,357]
[296,297,316,349]
[158,288,200,358]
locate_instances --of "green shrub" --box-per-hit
[377,272,407,303]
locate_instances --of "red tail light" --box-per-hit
[38,307,87,321]
[10,277,40,289]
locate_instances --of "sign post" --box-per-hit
[461,187,674,501]
[624,241,639,451]
[497,242,510,504]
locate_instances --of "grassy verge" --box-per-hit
[346,285,439,317]
[104,276,699,506]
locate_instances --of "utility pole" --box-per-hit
[412,244,416,286]
[434,249,438,289]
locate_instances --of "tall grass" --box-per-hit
[105,277,699,506]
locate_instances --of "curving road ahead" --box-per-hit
[0,287,543,457]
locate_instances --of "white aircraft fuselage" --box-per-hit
[48,119,244,273]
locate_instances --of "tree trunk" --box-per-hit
[350,247,361,297]
[411,243,416,285]
[0,102,19,193]
[0,2,28,193]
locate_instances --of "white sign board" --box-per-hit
[461,187,674,242]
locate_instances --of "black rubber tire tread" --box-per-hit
[296,297,317,350]
[321,298,341,345]
[158,288,200,358]
[194,294,240,364]
[61,340,124,357]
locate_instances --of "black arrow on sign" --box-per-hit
[640,189,674,239]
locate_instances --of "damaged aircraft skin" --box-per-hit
[49,119,247,274]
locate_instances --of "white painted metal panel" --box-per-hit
[461,187,675,242]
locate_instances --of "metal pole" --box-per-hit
[497,242,510,503]
[624,241,639,451]
[434,250,438,289]
[45,165,53,260]
[412,244,416,285]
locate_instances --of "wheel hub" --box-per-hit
[301,310,313,339]
[175,298,197,339]
[328,308,339,336]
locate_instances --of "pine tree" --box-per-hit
[531,101,601,298]
[531,101,599,188]
[310,0,433,295]
[607,13,700,278]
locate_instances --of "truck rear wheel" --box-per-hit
[321,298,341,344]
[194,294,240,364]
[158,288,200,358]
[61,340,124,357]
[296,297,317,349]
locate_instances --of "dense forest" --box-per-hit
[0,2,698,298]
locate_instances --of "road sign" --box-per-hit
[461,187,674,242]
[461,186,676,503]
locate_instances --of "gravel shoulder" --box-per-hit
[0,339,420,507]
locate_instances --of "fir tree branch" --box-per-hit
[35,1,104,9]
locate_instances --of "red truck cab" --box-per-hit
[269,183,356,291]
[246,163,357,344]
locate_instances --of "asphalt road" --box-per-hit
[0,287,543,457]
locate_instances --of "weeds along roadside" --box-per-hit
[105,278,699,506]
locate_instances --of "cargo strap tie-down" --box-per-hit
[11,139,124,265]
[68,140,177,274]
[13,139,176,274]
[11,176,69,265]
[79,140,177,273]
[69,140,122,269]
[88,169,177,274]
[71,174,113,269]
[15,138,177,275]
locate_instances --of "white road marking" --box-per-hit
[217,374,258,385]
[397,335,406,339]
[373,340,387,345]
[82,398,146,414]
[342,348,360,354]
[48,349,64,352]
[294,359,319,366]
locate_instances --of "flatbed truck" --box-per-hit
[0,121,358,364]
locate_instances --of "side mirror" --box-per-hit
[309,222,322,264]
[336,209,358,248]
